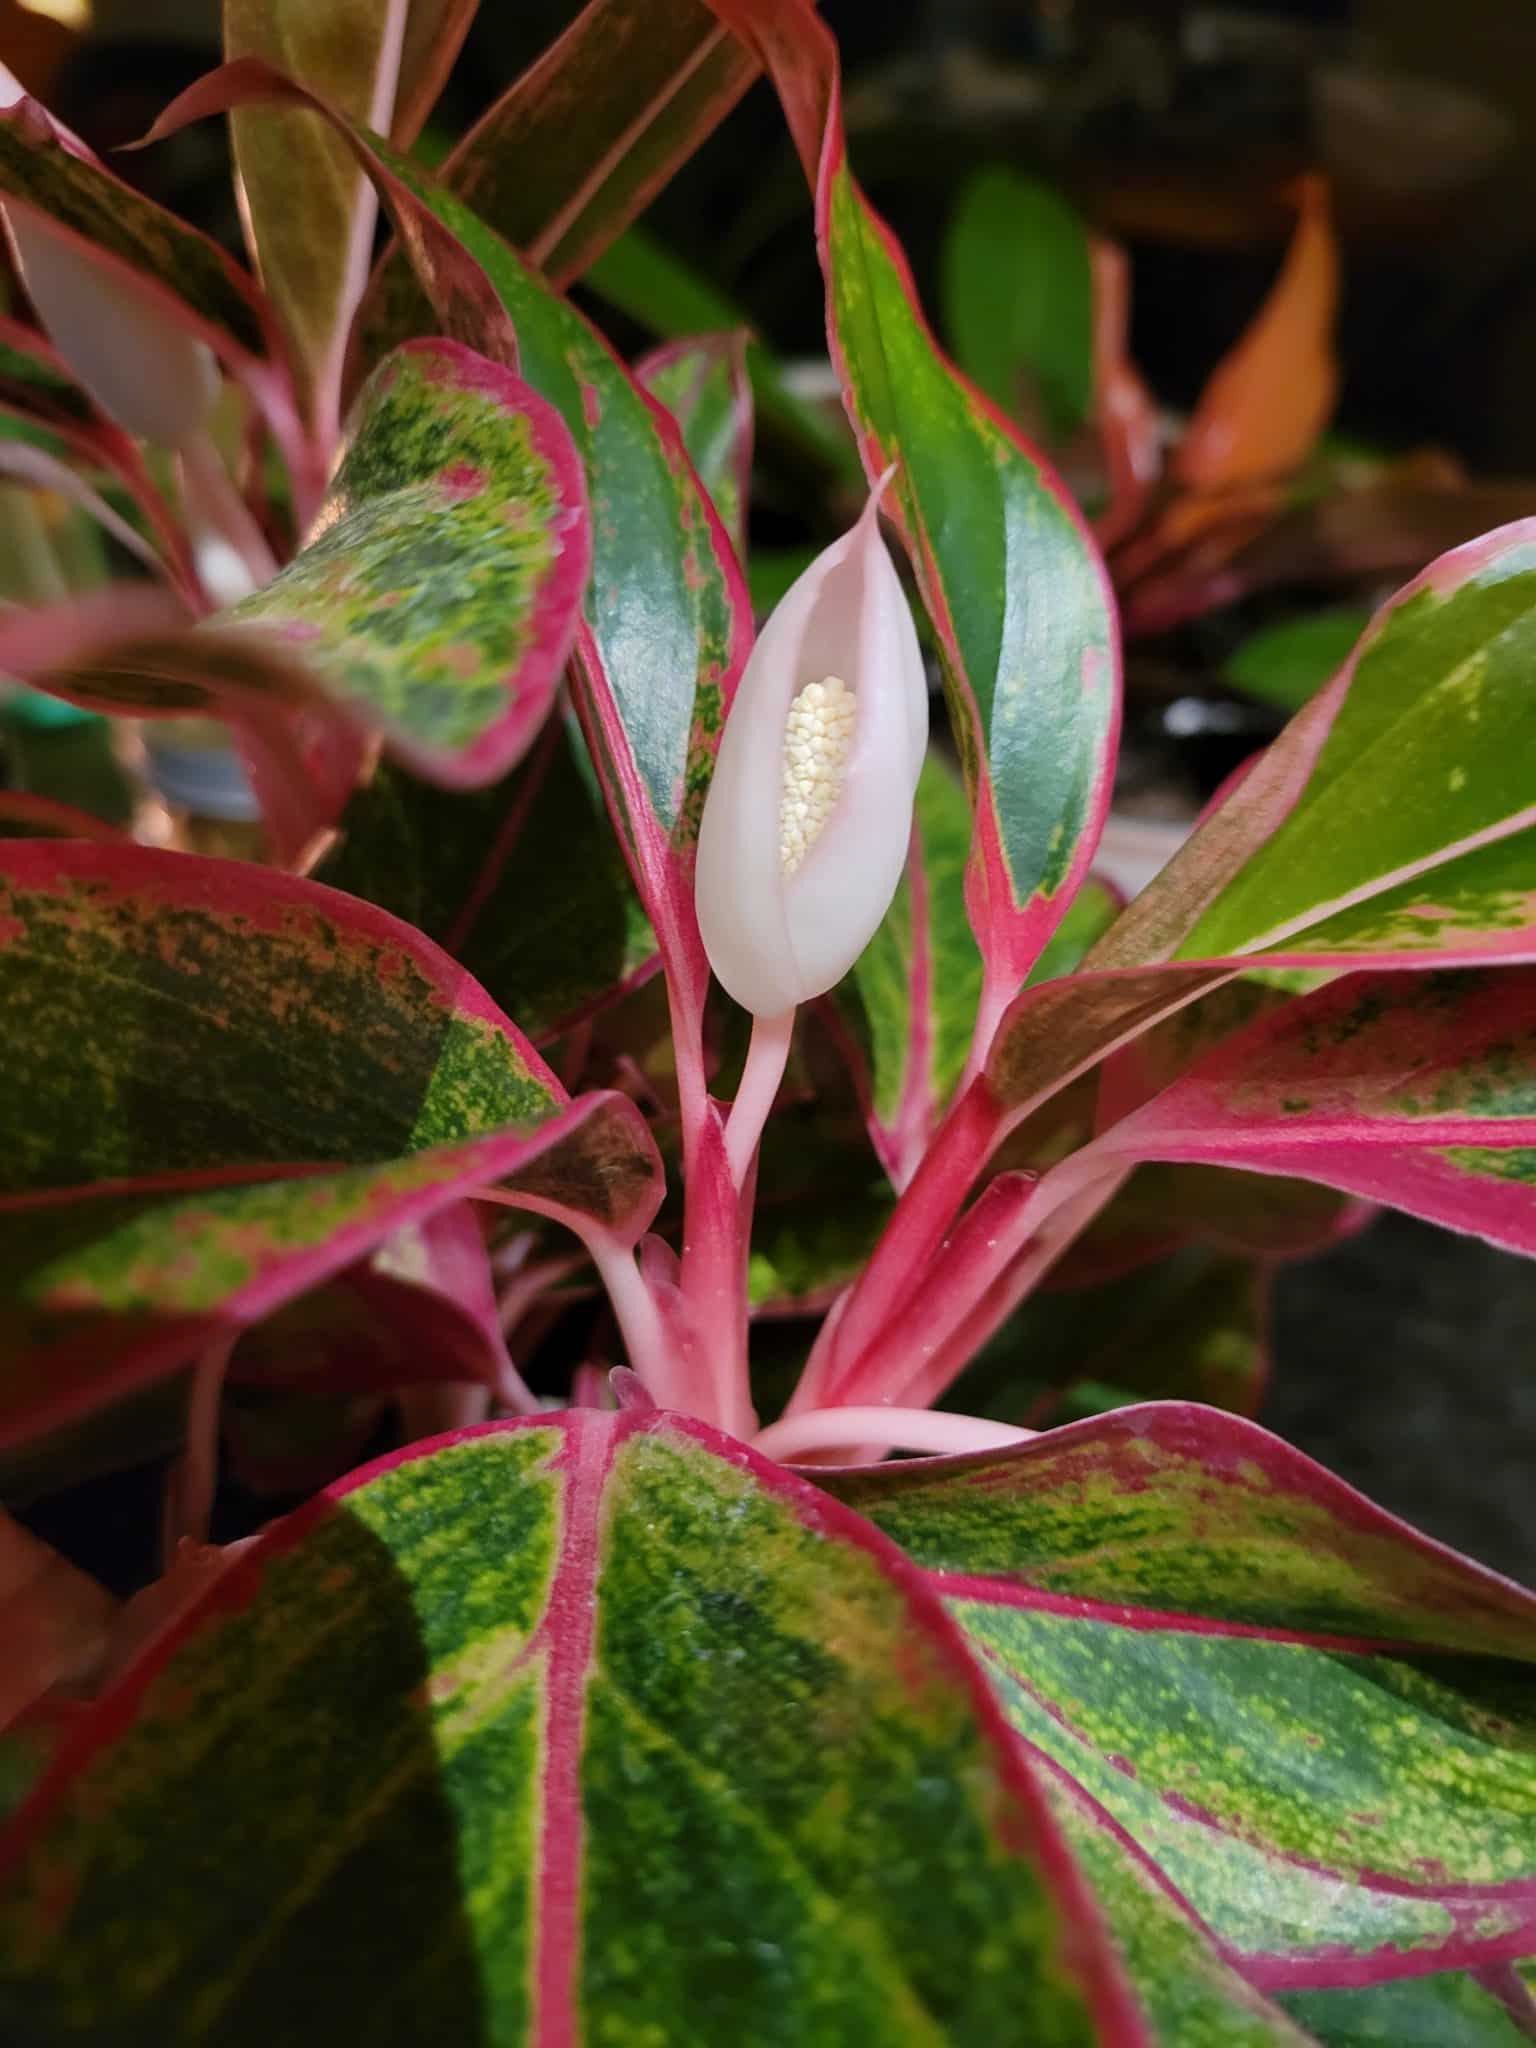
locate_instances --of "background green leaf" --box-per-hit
[942,167,1095,444]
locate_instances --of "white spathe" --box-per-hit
[697,476,928,1018]
[0,66,219,448]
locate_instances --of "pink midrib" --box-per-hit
[530,1411,618,2045]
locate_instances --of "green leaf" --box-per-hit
[315,718,656,1045]
[164,59,752,1021]
[636,332,752,559]
[826,1403,1536,1651]
[1224,607,1374,715]
[230,338,590,783]
[0,841,661,1443]
[1045,1777,1314,2046]
[832,753,984,1184]
[942,168,1094,443]
[830,1405,1536,1979]
[1282,1968,1536,2045]
[0,1413,1137,2044]
[1095,522,1536,971]
[223,0,406,437]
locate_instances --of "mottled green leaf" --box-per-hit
[0,841,660,1442]
[231,338,590,782]
[827,1403,1536,1652]
[833,1406,1536,1980]
[0,1413,1137,2045]
[968,1597,1536,1979]
[942,168,1094,443]
[1045,1776,1313,2045]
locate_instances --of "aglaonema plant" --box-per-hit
[1,1,1536,2041]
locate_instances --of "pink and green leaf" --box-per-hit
[0,1412,1142,2044]
[1099,521,1536,971]
[379,0,757,317]
[1089,968,1536,1251]
[223,0,411,445]
[635,330,752,559]
[830,1406,1536,1982]
[171,59,752,1033]
[230,337,590,784]
[704,0,1119,1024]
[0,842,660,1442]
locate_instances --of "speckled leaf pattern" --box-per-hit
[231,339,590,784]
[1095,521,1536,972]
[1043,1775,1314,2045]
[830,1403,1536,1983]
[0,842,661,1441]
[1094,967,1536,1253]
[0,1413,1140,2046]
[825,1404,1536,1656]
[636,331,752,559]
[316,720,655,1045]
[223,0,406,432]
[702,0,1118,1005]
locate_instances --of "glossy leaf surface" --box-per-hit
[636,331,752,559]
[1099,522,1536,971]
[169,59,751,1023]
[0,1413,1136,2045]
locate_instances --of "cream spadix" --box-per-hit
[696,477,927,1018]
